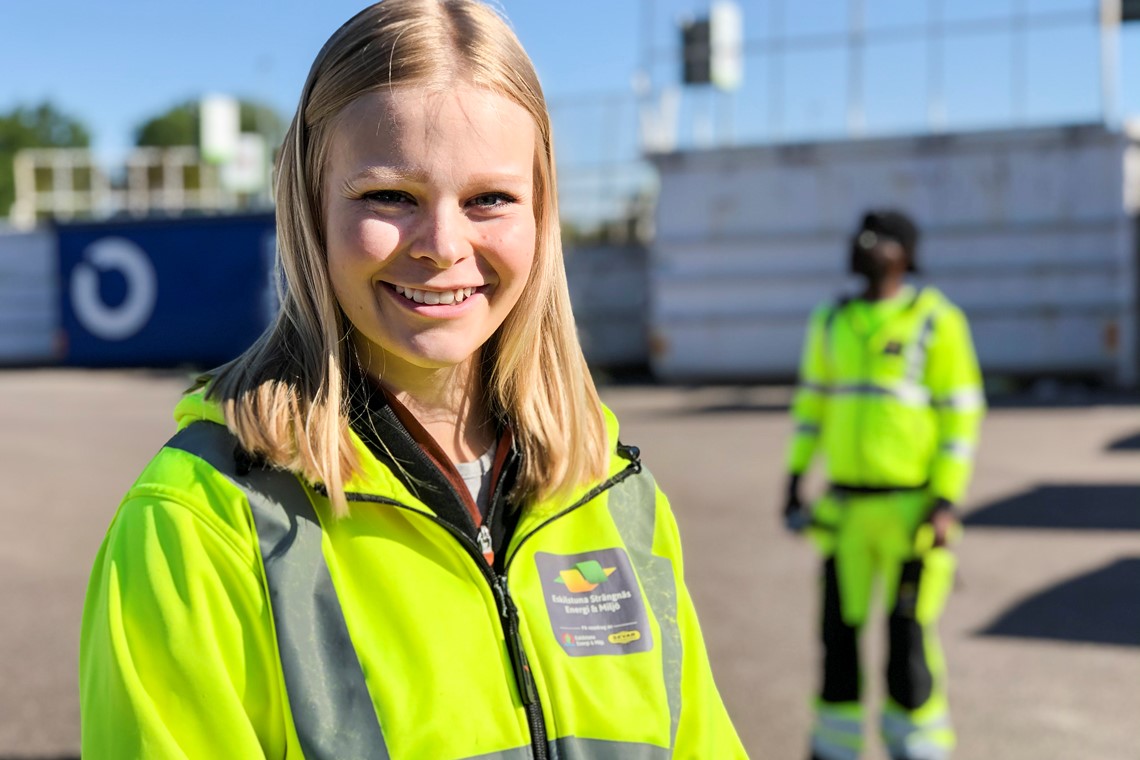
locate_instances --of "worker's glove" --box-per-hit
[783,474,811,534]
[920,497,960,549]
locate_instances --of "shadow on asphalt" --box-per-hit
[984,391,1140,409]
[976,558,1140,647]
[963,484,1140,531]
[1107,431,1140,451]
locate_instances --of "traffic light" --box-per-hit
[681,18,711,85]
[679,1,743,90]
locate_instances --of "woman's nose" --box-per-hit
[411,204,471,268]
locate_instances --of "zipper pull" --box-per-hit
[616,442,643,472]
[477,524,494,564]
[495,576,539,706]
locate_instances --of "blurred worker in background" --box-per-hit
[782,210,985,760]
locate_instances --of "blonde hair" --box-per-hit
[205,0,607,515]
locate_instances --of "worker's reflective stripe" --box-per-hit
[606,469,681,752]
[938,440,974,460]
[828,382,931,407]
[810,739,860,760]
[881,712,951,735]
[931,388,985,412]
[881,711,953,760]
[817,713,862,736]
[905,312,937,386]
[795,422,821,436]
[799,381,830,395]
[167,422,390,760]
[811,702,863,760]
[465,747,532,760]
[806,382,932,406]
[548,737,671,759]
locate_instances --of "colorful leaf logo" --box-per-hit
[555,560,617,593]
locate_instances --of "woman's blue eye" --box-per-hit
[363,190,412,204]
[471,193,515,208]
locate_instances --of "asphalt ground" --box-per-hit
[1,369,1137,759]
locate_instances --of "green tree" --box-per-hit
[0,101,90,218]
[134,99,285,148]
[134,102,197,147]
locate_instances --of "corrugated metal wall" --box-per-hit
[565,243,648,371]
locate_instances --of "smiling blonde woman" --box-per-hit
[79,2,747,758]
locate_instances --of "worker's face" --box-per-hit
[322,85,537,385]
[852,238,907,282]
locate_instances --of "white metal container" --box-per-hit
[565,243,648,370]
[648,123,1139,385]
[0,230,58,364]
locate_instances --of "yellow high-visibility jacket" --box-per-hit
[81,390,745,759]
[787,285,985,504]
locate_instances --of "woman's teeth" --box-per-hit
[393,285,475,305]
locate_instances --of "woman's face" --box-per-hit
[323,84,537,385]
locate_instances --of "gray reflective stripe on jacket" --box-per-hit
[800,381,932,407]
[605,467,682,753]
[931,387,985,411]
[468,748,532,759]
[904,311,938,387]
[939,439,975,459]
[167,422,391,760]
[550,737,672,759]
[827,382,931,407]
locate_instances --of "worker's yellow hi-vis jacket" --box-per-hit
[80,391,745,760]
[787,285,985,504]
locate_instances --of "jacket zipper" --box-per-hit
[494,574,545,759]
[342,445,642,760]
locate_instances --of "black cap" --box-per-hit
[851,209,919,272]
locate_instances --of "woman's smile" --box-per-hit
[391,283,477,306]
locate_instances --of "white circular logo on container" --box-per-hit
[70,237,158,341]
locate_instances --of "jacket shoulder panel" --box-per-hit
[119,428,262,566]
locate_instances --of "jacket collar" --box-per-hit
[347,369,521,557]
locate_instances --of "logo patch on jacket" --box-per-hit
[535,548,652,656]
[883,340,904,356]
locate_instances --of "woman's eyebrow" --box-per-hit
[345,165,427,185]
[344,167,531,190]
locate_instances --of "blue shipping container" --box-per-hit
[57,214,276,367]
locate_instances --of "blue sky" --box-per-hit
[3,0,1139,169]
